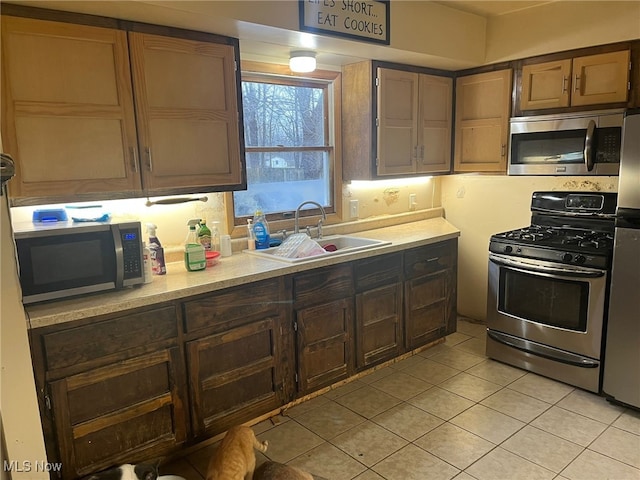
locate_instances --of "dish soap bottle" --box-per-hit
[146,223,166,275]
[253,209,270,250]
[184,219,206,271]
[198,220,212,251]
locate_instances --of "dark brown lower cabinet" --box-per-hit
[29,305,186,479]
[181,278,292,439]
[354,252,404,370]
[186,316,289,438]
[48,348,187,478]
[292,264,355,395]
[295,297,355,394]
[404,240,458,350]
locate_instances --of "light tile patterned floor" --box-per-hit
[162,319,640,480]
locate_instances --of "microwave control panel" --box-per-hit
[121,228,143,279]
[595,127,621,163]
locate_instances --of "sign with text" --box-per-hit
[299,0,390,45]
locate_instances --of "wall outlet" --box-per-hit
[349,199,359,219]
[409,193,417,210]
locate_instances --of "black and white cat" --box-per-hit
[85,461,159,480]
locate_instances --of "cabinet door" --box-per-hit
[356,283,403,369]
[377,68,418,176]
[571,50,630,106]
[1,16,140,200]
[48,348,188,479]
[296,298,354,395]
[418,74,452,174]
[128,32,244,193]
[521,59,572,110]
[186,318,287,438]
[454,69,512,173]
[404,271,449,350]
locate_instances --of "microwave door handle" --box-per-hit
[112,227,125,288]
[584,120,596,171]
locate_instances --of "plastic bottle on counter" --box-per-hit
[146,223,166,275]
[142,242,153,283]
[184,219,206,272]
[246,218,256,250]
[253,209,270,250]
[198,220,212,251]
[210,221,221,254]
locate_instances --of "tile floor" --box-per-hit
[163,319,640,480]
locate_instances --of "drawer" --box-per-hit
[42,305,178,372]
[404,240,455,279]
[293,264,353,306]
[183,278,282,333]
[354,252,403,292]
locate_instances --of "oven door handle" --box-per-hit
[489,254,605,278]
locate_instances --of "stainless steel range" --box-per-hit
[486,191,617,393]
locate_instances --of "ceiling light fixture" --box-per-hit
[289,51,317,73]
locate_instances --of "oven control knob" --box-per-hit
[562,253,573,262]
[575,255,586,264]
[504,245,513,253]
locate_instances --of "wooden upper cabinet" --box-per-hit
[571,50,630,106]
[454,69,512,173]
[342,61,452,180]
[520,50,630,111]
[1,16,141,200]
[521,59,572,110]
[377,68,452,176]
[1,11,245,205]
[128,32,244,193]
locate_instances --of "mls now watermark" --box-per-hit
[4,460,63,473]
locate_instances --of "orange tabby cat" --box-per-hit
[206,425,269,480]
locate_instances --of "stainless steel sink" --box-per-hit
[244,234,391,263]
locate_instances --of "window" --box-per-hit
[231,66,341,227]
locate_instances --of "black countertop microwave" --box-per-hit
[13,221,144,304]
[508,109,624,176]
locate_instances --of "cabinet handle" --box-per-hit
[420,145,425,160]
[130,147,139,173]
[574,75,581,93]
[501,144,506,157]
[562,75,568,94]
[427,257,439,262]
[146,147,153,172]
[413,145,418,159]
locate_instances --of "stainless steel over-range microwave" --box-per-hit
[14,221,144,304]
[508,109,624,176]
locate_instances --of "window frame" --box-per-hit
[224,61,343,238]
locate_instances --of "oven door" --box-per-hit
[487,253,607,360]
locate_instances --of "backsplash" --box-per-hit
[10,177,440,252]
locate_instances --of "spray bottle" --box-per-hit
[146,223,166,275]
[185,219,206,271]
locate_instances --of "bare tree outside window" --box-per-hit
[233,76,334,219]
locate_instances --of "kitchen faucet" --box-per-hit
[294,201,327,239]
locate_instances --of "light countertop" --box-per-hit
[25,216,460,329]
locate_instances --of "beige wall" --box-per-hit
[486,1,640,63]
[440,175,619,321]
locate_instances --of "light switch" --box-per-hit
[349,199,359,219]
